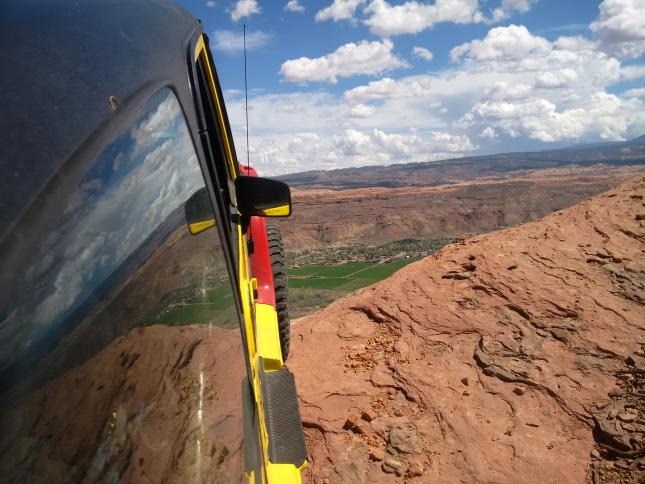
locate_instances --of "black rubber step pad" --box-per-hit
[260,366,308,467]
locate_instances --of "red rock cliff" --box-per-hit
[288,177,645,483]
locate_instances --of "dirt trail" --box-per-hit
[288,177,645,483]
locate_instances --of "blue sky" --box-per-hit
[175,0,645,175]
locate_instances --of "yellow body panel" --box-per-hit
[254,303,284,371]
[265,464,304,484]
[257,204,291,217]
[237,224,257,358]
[194,35,306,484]
[188,219,215,234]
[194,36,238,179]
[245,471,255,484]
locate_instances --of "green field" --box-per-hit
[285,238,455,317]
[289,261,371,278]
[289,258,420,292]
[142,284,238,328]
[287,258,420,317]
[140,258,420,325]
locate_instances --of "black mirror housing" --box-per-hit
[184,187,216,235]
[235,176,292,217]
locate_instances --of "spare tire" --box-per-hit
[267,226,290,361]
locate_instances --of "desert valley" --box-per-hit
[4,2,645,483]
[270,137,645,320]
[273,137,645,483]
[288,176,644,483]
[3,139,642,483]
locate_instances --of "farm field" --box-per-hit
[140,257,422,326]
[288,258,420,317]
[289,258,420,291]
[143,284,238,328]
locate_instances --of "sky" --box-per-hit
[174,0,645,176]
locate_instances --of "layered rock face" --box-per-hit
[288,177,644,483]
[274,169,643,250]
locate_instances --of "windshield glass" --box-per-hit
[0,88,244,482]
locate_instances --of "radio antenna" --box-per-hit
[243,24,250,171]
[243,24,253,244]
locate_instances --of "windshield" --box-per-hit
[0,88,245,482]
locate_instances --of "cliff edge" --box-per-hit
[288,177,645,483]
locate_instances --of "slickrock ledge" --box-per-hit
[288,177,645,483]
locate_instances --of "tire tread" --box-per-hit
[267,226,290,360]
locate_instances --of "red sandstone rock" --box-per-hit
[369,447,384,461]
[361,409,377,422]
[0,325,245,482]
[289,177,645,483]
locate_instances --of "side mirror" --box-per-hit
[235,176,292,217]
[185,187,216,235]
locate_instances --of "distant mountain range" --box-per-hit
[277,135,645,190]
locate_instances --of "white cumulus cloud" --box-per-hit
[450,24,551,63]
[460,92,645,142]
[285,0,305,13]
[280,39,408,84]
[222,11,644,176]
[363,0,485,36]
[485,82,533,101]
[491,0,535,21]
[348,104,377,118]
[480,126,497,138]
[213,29,271,52]
[535,67,579,89]
[621,63,645,80]
[340,21,639,152]
[449,26,620,93]
[443,23,637,143]
[344,76,433,103]
[230,0,261,21]
[413,46,434,61]
[591,0,645,59]
[333,128,474,165]
[316,0,365,22]
[222,88,476,174]
[623,87,645,98]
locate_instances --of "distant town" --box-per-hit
[287,237,458,268]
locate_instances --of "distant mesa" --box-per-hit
[277,134,645,190]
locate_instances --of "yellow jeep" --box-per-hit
[0,1,307,482]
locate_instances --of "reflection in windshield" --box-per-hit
[0,89,244,482]
[8,90,200,337]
